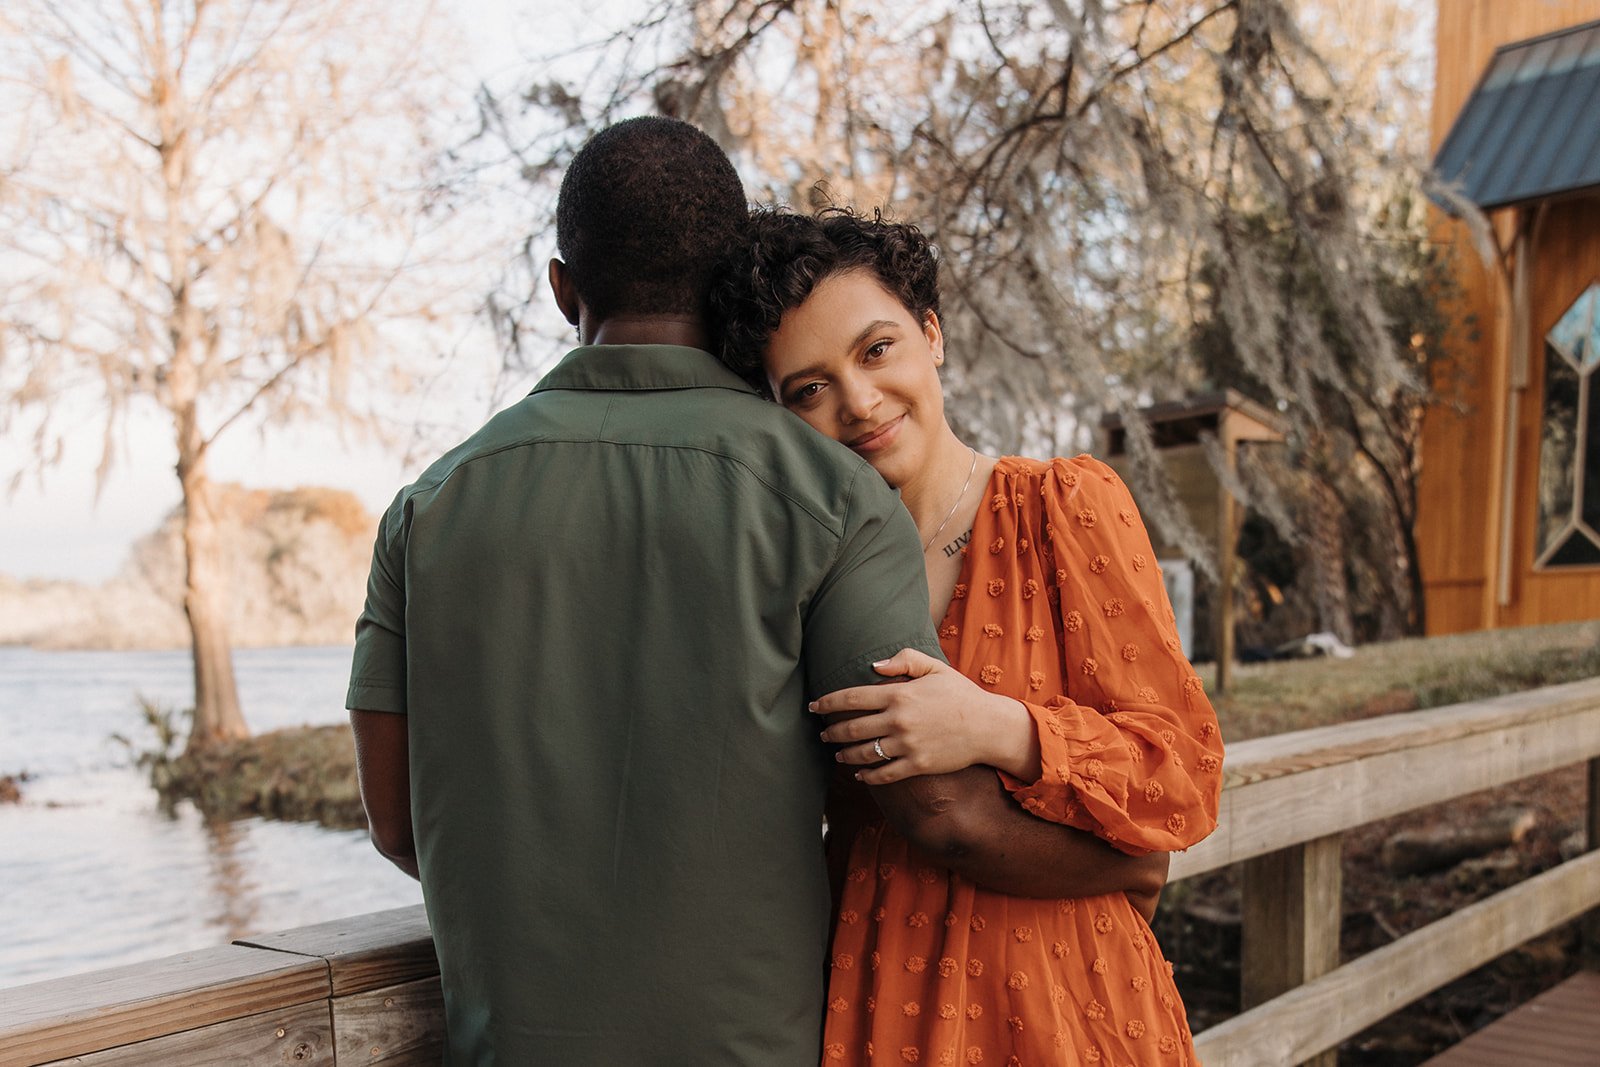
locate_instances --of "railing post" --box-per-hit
[1585,757,1600,970]
[1241,834,1342,1067]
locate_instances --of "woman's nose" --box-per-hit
[838,375,881,424]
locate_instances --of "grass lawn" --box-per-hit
[1200,618,1600,741]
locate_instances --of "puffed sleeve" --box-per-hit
[1002,456,1223,854]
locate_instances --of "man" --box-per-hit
[349,117,1163,1066]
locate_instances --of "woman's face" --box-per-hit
[764,269,946,490]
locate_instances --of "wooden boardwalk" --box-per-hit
[5,678,1599,1066]
[1422,970,1600,1066]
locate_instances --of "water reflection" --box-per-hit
[0,646,423,988]
[203,817,261,942]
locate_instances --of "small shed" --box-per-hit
[1101,389,1286,692]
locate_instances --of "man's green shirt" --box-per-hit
[347,345,941,1066]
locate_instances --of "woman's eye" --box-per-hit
[865,340,892,361]
[792,381,825,402]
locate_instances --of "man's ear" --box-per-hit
[549,258,581,327]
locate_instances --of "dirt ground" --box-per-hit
[1154,764,1592,1065]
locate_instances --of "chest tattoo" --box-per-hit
[940,528,974,559]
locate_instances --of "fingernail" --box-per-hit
[808,701,818,712]
[836,752,845,762]
[854,771,863,781]
[872,659,889,668]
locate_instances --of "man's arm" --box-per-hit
[871,768,1168,913]
[350,709,419,880]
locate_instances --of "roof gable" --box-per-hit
[1433,19,1600,211]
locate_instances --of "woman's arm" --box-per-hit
[846,458,1226,857]
[813,649,1041,783]
[1009,457,1224,854]
[813,654,1169,909]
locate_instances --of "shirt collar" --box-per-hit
[529,345,761,397]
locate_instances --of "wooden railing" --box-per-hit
[4,676,1599,1067]
[1183,675,1600,1067]
[1,907,442,1067]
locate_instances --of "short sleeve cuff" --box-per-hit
[809,635,946,700]
[348,610,406,713]
[346,680,406,714]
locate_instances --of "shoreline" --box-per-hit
[149,724,367,831]
[0,639,357,653]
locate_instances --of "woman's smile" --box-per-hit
[847,413,906,454]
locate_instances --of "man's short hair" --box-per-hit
[556,117,747,323]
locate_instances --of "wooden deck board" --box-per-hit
[234,904,435,997]
[34,1001,333,1067]
[0,945,328,1067]
[1422,970,1600,1066]
[332,975,444,1065]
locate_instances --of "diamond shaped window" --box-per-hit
[1547,285,1599,369]
[1535,282,1600,568]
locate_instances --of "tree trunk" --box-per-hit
[1402,513,1426,635]
[179,461,248,753]
[1302,470,1355,644]
[1369,505,1413,642]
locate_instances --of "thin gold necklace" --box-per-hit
[922,446,978,553]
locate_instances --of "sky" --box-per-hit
[0,0,607,583]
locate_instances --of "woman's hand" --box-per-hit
[811,648,1043,785]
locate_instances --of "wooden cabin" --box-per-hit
[1420,1,1600,633]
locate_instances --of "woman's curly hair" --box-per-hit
[711,206,942,393]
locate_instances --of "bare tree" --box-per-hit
[484,0,1448,639]
[0,0,471,749]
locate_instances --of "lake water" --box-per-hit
[0,645,423,989]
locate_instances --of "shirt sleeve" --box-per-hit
[346,489,409,714]
[1002,457,1224,854]
[803,463,947,701]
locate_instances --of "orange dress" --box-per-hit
[821,455,1224,1067]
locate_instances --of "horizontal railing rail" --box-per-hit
[4,676,1598,1067]
[0,908,440,1067]
[1184,675,1600,1067]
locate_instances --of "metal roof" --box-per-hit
[1433,18,1600,211]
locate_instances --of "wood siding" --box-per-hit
[1419,1,1600,633]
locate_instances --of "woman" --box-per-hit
[713,208,1224,1066]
